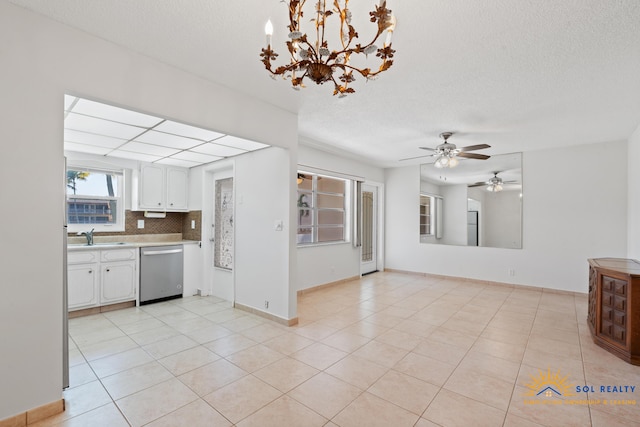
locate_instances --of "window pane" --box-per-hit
[318,209,344,225]
[67,170,119,197]
[317,176,344,193]
[67,198,117,225]
[318,226,344,242]
[298,209,313,227]
[317,194,344,209]
[297,227,313,243]
[297,173,312,190]
[297,191,313,208]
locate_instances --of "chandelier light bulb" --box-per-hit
[265,20,273,46]
[448,156,459,168]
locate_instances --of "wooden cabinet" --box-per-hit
[134,163,188,211]
[588,258,640,365]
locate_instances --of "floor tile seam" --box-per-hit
[282,371,362,422]
[202,374,285,426]
[418,387,509,425]
[116,390,200,427]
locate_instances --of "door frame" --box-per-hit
[360,180,384,275]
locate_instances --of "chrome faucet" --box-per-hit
[77,228,95,246]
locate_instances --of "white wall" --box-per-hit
[233,147,295,319]
[386,140,628,293]
[440,184,468,246]
[0,3,296,420]
[628,124,640,260]
[297,145,384,290]
[483,190,522,249]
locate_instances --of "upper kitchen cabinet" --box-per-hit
[133,163,189,211]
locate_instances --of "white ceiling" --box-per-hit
[12,0,640,168]
[64,96,268,167]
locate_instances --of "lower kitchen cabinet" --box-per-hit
[101,261,136,304]
[68,247,138,311]
[68,263,98,310]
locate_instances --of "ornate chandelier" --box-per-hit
[260,0,396,97]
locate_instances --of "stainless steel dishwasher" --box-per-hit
[140,245,184,305]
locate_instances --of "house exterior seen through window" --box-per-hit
[66,167,124,232]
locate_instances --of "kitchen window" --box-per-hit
[67,167,125,233]
[297,172,348,245]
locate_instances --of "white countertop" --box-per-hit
[68,240,199,251]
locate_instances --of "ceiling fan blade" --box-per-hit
[458,152,491,160]
[418,146,436,152]
[399,154,432,161]
[468,182,487,187]
[460,144,491,152]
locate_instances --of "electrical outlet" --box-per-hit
[137,219,144,229]
[191,220,196,229]
[508,269,516,277]
[264,300,269,309]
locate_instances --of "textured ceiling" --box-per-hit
[10,0,640,167]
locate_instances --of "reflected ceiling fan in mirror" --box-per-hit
[401,132,491,167]
[469,171,517,192]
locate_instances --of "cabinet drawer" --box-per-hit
[68,251,98,264]
[101,248,137,262]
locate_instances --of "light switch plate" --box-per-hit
[137,219,144,229]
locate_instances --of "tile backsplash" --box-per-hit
[69,210,202,239]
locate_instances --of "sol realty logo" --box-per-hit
[523,368,637,406]
[524,368,575,402]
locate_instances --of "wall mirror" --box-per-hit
[420,152,523,249]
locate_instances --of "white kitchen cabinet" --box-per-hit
[133,163,189,211]
[68,263,98,310]
[101,261,136,304]
[100,248,137,305]
[68,247,138,311]
[183,243,203,297]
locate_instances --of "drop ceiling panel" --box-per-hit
[62,96,270,167]
[71,98,164,127]
[215,135,269,151]
[190,143,246,157]
[118,141,181,157]
[65,129,127,149]
[155,120,226,141]
[171,151,222,163]
[155,158,201,168]
[65,113,146,140]
[64,141,112,155]
[108,150,162,162]
[134,130,203,150]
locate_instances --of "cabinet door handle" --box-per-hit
[158,202,161,206]
[88,270,92,274]
[170,203,174,206]
[106,269,110,272]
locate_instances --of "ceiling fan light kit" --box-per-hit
[260,0,396,97]
[423,132,491,168]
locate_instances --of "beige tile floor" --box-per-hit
[34,272,640,426]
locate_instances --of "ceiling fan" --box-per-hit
[401,132,491,167]
[469,171,517,192]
